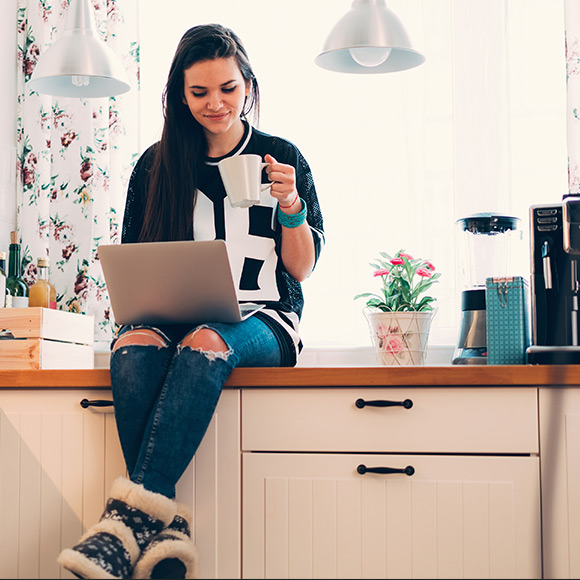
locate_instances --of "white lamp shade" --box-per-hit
[315,0,425,74]
[28,0,131,98]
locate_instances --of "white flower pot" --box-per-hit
[363,308,437,366]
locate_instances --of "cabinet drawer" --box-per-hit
[241,387,538,453]
[242,452,541,579]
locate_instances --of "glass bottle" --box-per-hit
[0,251,6,308]
[29,257,57,309]
[6,231,29,308]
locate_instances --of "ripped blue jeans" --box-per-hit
[110,315,282,499]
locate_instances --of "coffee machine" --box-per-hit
[528,197,580,363]
[452,213,523,365]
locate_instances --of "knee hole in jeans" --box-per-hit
[112,329,168,353]
[178,327,232,361]
[181,327,228,351]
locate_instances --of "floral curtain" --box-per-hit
[566,0,580,194]
[16,0,139,342]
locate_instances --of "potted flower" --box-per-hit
[354,250,441,366]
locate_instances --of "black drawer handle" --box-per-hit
[355,398,413,409]
[357,464,415,476]
[80,399,114,408]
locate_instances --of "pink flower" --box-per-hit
[74,272,89,297]
[376,327,405,354]
[61,131,77,148]
[390,258,405,265]
[373,268,390,277]
[399,252,413,260]
[384,335,405,354]
[424,261,435,271]
[53,223,72,243]
[61,243,77,261]
[80,160,93,182]
[417,268,432,278]
[22,168,35,186]
[24,263,37,287]
[378,323,399,334]
[376,324,405,354]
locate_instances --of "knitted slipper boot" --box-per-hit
[132,503,198,579]
[58,477,176,579]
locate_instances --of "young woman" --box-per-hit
[58,23,324,580]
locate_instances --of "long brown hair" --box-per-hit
[139,24,260,242]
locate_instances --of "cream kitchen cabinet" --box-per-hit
[4,366,575,580]
[0,387,240,580]
[177,388,241,580]
[539,386,580,579]
[241,387,542,579]
[0,389,125,579]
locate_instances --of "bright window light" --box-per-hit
[137,0,567,350]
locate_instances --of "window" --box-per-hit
[138,0,566,349]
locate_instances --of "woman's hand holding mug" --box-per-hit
[264,154,300,211]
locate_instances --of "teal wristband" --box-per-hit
[278,198,307,228]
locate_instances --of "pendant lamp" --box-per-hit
[315,0,425,74]
[28,0,131,98]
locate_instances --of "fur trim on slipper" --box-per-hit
[57,477,177,579]
[132,503,198,579]
[109,476,176,527]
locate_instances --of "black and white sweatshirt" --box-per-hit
[121,121,324,366]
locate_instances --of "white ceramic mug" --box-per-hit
[218,154,271,208]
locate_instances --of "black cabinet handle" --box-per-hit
[355,398,413,409]
[357,464,415,476]
[80,399,114,408]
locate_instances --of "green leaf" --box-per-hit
[417,296,435,308]
[354,292,374,299]
[366,298,386,309]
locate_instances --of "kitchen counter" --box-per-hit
[0,364,579,388]
[3,365,580,578]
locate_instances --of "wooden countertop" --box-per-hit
[0,365,579,388]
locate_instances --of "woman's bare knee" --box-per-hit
[181,327,228,353]
[112,329,168,352]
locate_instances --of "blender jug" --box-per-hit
[452,213,523,365]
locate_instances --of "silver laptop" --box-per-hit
[98,240,265,325]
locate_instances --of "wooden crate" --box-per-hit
[0,308,94,370]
